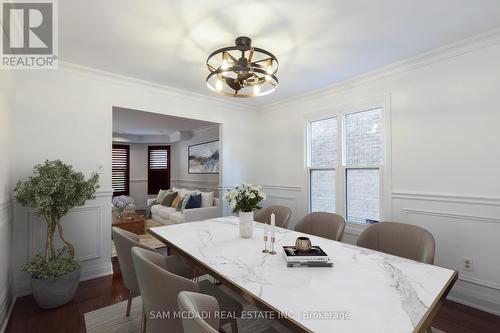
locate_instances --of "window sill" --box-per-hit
[344,222,368,237]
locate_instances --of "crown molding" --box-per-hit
[58,27,500,114]
[260,27,500,113]
[191,123,220,134]
[58,61,257,113]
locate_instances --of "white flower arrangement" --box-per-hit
[113,195,134,215]
[223,183,266,213]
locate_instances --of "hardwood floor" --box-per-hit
[5,255,500,333]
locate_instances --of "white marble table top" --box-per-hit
[149,217,456,333]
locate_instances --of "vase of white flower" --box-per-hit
[113,195,134,219]
[223,184,266,238]
[239,211,254,238]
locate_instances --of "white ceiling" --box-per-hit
[61,0,500,107]
[112,107,216,136]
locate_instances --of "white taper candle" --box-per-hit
[271,213,276,237]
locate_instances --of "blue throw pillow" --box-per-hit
[185,193,202,209]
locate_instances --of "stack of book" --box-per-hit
[283,245,333,267]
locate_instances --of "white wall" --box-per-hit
[10,63,260,296]
[0,70,15,331]
[256,33,500,314]
[171,125,220,195]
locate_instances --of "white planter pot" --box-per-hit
[239,211,254,238]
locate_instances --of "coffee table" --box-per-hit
[112,212,145,235]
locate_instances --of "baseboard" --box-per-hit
[0,296,15,333]
[80,261,113,282]
[447,278,500,316]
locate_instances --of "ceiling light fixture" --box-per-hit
[206,36,278,98]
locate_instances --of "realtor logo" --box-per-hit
[1,0,58,68]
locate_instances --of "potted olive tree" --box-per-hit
[15,160,99,309]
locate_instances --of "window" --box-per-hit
[344,108,383,223]
[112,144,130,196]
[307,107,385,224]
[346,168,379,223]
[310,169,335,213]
[148,146,170,194]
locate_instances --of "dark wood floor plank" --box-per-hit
[5,256,500,333]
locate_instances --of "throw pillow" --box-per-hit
[177,194,191,211]
[186,193,202,209]
[161,192,177,207]
[199,191,214,208]
[171,195,182,208]
[156,189,171,204]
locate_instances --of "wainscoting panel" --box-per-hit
[28,206,101,261]
[260,184,304,228]
[14,191,113,297]
[392,190,500,315]
[0,198,14,332]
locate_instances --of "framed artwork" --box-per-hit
[188,140,220,174]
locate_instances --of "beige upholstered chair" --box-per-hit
[178,291,219,333]
[254,205,292,229]
[131,247,242,333]
[294,212,345,241]
[178,291,280,333]
[356,222,435,264]
[112,227,193,318]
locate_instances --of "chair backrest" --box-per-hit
[131,247,199,333]
[294,212,345,241]
[178,291,220,333]
[112,227,154,293]
[254,205,292,229]
[356,222,435,264]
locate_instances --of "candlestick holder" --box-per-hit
[262,235,269,253]
[270,237,276,255]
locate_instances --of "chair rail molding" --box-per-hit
[393,190,500,206]
[403,208,500,225]
[261,184,302,192]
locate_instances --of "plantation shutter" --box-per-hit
[112,144,130,196]
[148,146,170,194]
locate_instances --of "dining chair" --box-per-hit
[131,246,242,333]
[112,227,193,319]
[178,291,280,333]
[356,222,435,264]
[254,205,292,229]
[294,212,345,241]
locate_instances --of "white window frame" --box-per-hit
[305,95,392,234]
[306,116,338,213]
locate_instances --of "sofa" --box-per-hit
[148,188,222,225]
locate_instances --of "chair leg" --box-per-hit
[230,319,238,333]
[141,309,147,333]
[125,290,132,317]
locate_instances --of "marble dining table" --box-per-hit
[148,216,457,333]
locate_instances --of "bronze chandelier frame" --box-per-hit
[206,36,279,97]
